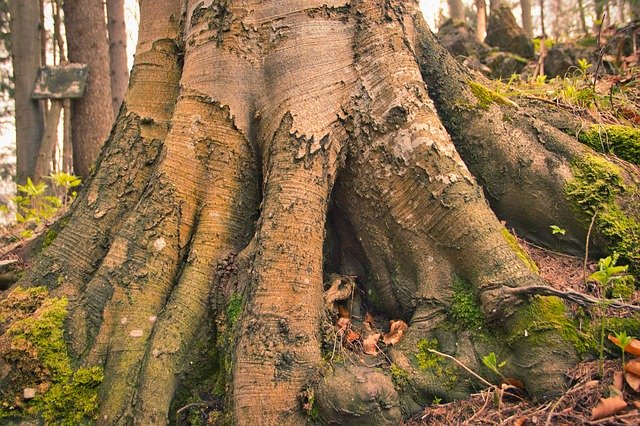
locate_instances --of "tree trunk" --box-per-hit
[8,0,45,183]
[63,0,114,179]
[1,1,639,424]
[521,0,533,38]
[475,0,487,41]
[106,0,128,116]
[447,0,465,20]
[578,0,589,35]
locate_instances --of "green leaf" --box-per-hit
[550,225,566,235]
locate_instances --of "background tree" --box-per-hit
[63,0,113,179]
[448,0,466,20]
[0,0,639,424]
[521,0,533,38]
[106,0,128,116]
[7,0,44,183]
[475,0,487,41]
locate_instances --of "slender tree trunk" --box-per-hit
[8,0,45,183]
[106,0,128,116]
[63,0,113,179]
[447,0,465,20]
[540,0,547,38]
[489,0,501,10]
[578,0,589,35]
[521,0,533,38]
[475,0,487,41]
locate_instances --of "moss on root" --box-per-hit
[415,339,458,387]
[499,296,596,358]
[565,154,640,270]
[577,125,640,166]
[468,81,517,110]
[448,278,484,331]
[0,286,103,423]
[501,229,539,273]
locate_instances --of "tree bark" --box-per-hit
[63,0,114,179]
[8,0,45,183]
[1,0,639,425]
[521,0,533,38]
[106,0,128,116]
[447,0,465,20]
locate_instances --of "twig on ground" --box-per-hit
[426,348,494,388]
[508,285,640,312]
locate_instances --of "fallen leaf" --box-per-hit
[364,312,375,325]
[513,418,526,426]
[382,320,408,345]
[345,329,360,344]
[337,304,350,319]
[634,401,640,409]
[608,335,640,356]
[585,380,600,389]
[336,317,350,332]
[363,333,381,355]
[503,377,524,389]
[625,372,640,392]
[614,371,624,392]
[625,359,640,377]
[590,395,627,420]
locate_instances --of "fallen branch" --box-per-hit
[507,285,640,312]
[426,348,494,388]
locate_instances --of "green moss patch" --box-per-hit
[468,81,518,110]
[578,125,640,165]
[0,287,103,423]
[499,296,596,358]
[415,339,458,387]
[448,278,484,331]
[565,154,640,269]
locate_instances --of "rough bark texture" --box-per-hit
[63,0,114,179]
[8,0,45,183]
[106,0,128,116]
[1,1,639,425]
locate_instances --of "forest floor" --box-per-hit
[405,239,640,425]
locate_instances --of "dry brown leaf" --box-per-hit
[625,372,640,392]
[634,401,640,409]
[337,304,350,319]
[345,329,360,344]
[614,371,624,392]
[590,395,627,420]
[513,417,527,426]
[625,358,640,377]
[608,335,640,357]
[585,380,600,389]
[382,320,408,346]
[503,377,524,389]
[364,312,375,325]
[336,317,350,332]
[363,333,381,355]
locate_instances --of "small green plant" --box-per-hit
[576,58,591,79]
[612,331,633,368]
[432,396,442,405]
[2,173,82,239]
[588,253,634,377]
[48,172,81,209]
[550,225,566,235]
[12,178,61,224]
[482,352,506,380]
